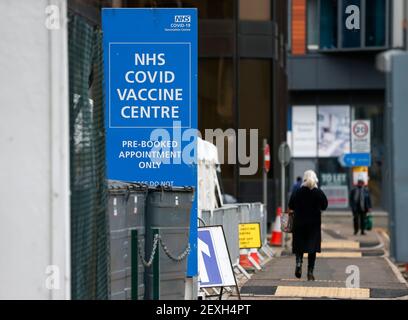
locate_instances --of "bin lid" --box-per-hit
[127,182,148,192]
[148,185,194,193]
[107,180,129,191]
[107,180,148,190]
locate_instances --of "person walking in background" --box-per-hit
[288,170,328,281]
[291,176,302,195]
[350,177,372,236]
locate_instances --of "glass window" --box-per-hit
[198,58,234,182]
[307,0,319,50]
[318,159,349,209]
[318,159,348,182]
[316,0,387,50]
[366,0,386,47]
[190,0,234,19]
[239,59,271,179]
[318,106,351,158]
[239,0,271,21]
[342,0,361,48]
[199,58,234,130]
[320,0,338,49]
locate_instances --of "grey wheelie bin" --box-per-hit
[108,180,148,300]
[127,182,148,300]
[144,186,194,300]
[107,180,129,300]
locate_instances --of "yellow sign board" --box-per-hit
[239,223,261,249]
[352,166,369,186]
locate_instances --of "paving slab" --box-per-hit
[243,257,406,288]
[227,214,407,300]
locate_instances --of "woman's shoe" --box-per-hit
[307,268,315,281]
[295,255,303,279]
[295,262,302,279]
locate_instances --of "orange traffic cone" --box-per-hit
[270,207,282,246]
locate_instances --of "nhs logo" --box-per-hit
[175,15,191,23]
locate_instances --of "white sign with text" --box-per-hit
[292,106,317,157]
[351,120,371,153]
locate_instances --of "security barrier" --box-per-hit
[201,203,268,267]
[249,203,267,245]
[237,202,267,245]
[237,203,251,223]
[222,205,241,265]
[201,206,240,266]
[201,202,269,272]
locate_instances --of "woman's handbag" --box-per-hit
[281,212,294,233]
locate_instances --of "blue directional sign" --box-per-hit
[339,153,372,167]
[197,230,222,286]
[102,9,198,276]
[198,226,236,288]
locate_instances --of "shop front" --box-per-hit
[288,93,384,209]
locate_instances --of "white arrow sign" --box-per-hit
[198,238,211,283]
[198,226,236,288]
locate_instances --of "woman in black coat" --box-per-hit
[288,170,328,281]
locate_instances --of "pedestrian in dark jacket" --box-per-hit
[349,178,372,235]
[291,176,302,195]
[288,170,328,281]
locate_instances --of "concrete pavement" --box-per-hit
[230,214,408,300]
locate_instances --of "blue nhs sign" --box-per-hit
[102,8,198,276]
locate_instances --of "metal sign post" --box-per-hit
[278,142,291,249]
[263,140,270,223]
